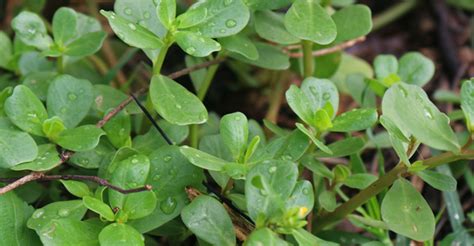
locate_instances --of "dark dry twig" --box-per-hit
[284,36,366,58]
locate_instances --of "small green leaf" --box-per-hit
[219,34,258,60]
[461,79,474,131]
[5,85,48,136]
[332,4,372,43]
[398,52,435,87]
[100,10,163,49]
[57,125,105,151]
[295,123,332,154]
[99,223,144,246]
[64,31,107,57]
[331,108,378,132]
[314,137,365,158]
[374,54,398,80]
[0,192,39,245]
[220,112,248,161]
[11,11,53,50]
[180,145,229,171]
[0,31,13,70]
[42,116,66,141]
[47,75,94,129]
[417,170,457,192]
[302,157,334,179]
[244,135,261,163]
[179,0,250,38]
[0,129,38,168]
[300,77,339,119]
[285,85,314,125]
[83,196,115,221]
[254,10,299,45]
[103,109,131,149]
[123,191,157,220]
[381,178,435,241]
[181,195,236,246]
[60,180,92,198]
[157,0,176,29]
[245,0,292,10]
[27,200,87,231]
[286,180,314,217]
[318,190,337,212]
[292,228,338,246]
[245,228,289,246]
[313,109,333,132]
[11,144,60,171]
[382,83,460,152]
[52,7,77,45]
[343,173,378,189]
[284,0,337,44]
[114,0,166,38]
[175,31,221,57]
[150,75,208,125]
[230,42,289,70]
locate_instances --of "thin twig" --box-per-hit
[284,36,366,58]
[0,172,44,194]
[168,56,226,80]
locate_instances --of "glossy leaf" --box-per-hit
[461,79,474,131]
[343,173,378,189]
[150,75,208,125]
[382,83,460,152]
[157,0,176,29]
[103,109,131,149]
[314,137,365,158]
[284,0,337,44]
[64,31,107,57]
[175,31,221,57]
[181,195,236,246]
[123,191,157,219]
[0,192,39,245]
[220,112,248,161]
[319,190,337,212]
[374,54,398,80]
[285,85,314,125]
[5,85,48,136]
[0,129,38,169]
[38,219,102,246]
[52,7,77,45]
[417,170,457,192]
[83,196,115,221]
[300,77,339,119]
[11,144,60,171]
[114,0,166,38]
[57,125,105,151]
[27,200,87,231]
[381,178,435,241]
[286,180,314,217]
[60,180,92,198]
[295,123,332,154]
[219,35,258,60]
[398,52,435,87]
[99,223,144,246]
[245,228,289,246]
[11,11,52,50]
[332,5,372,43]
[245,0,292,10]
[0,31,13,69]
[180,145,229,171]
[292,228,338,246]
[42,116,66,141]
[47,75,94,129]
[254,11,299,45]
[230,42,289,70]
[331,108,378,132]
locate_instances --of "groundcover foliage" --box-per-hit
[0,0,473,245]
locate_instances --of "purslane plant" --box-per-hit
[0,0,473,245]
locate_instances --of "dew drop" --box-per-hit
[131,158,139,164]
[163,155,172,162]
[302,188,309,195]
[322,92,331,100]
[225,19,237,28]
[423,108,433,119]
[128,23,137,30]
[68,92,77,101]
[268,166,277,173]
[207,22,216,27]
[219,28,226,33]
[60,107,67,114]
[399,87,408,97]
[224,0,234,6]
[176,104,183,109]
[259,189,268,196]
[138,20,147,27]
[186,47,196,55]
[160,197,177,214]
[58,208,70,217]
[153,174,161,181]
[124,7,132,15]
[168,168,177,176]
[143,11,151,19]
[32,209,45,219]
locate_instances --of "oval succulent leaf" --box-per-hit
[11,144,60,171]
[11,11,53,50]
[0,129,38,169]
[57,125,105,152]
[175,31,221,57]
[330,108,378,132]
[461,79,474,131]
[398,52,435,87]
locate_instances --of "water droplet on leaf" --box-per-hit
[160,197,177,214]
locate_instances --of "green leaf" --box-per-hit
[0,31,13,70]
[27,200,87,231]
[5,85,48,136]
[60,180,92,198]
[175,31,221,57]
[461,79,474,131]
[12,144,60,171]
[286,180,314,217]
[343,173,378,189]
[219,34,258,60]
[331,108,378,132]
[0,192,39,245]
[83,196,115,221]
[132,120,188,155]
[302,157,334,179]
[157,0,176,29]
[52,7,77,45]
[417,170,457,192]
[292,228,338,246]
[245,0,292,10]
[295,123,332,154]
[285,85,314,125]
[12,11,53,50]
[398,52,435,87]
[38,219,102,246]
[300,77,339,119]
[220,112,248,161]
[103,109,131,149]
[100,10,163,49]
[245,160,298,220]
[374,54,398,80]
[150,75,208,125]
[57,125,105,151]
[381,178,435,241]
[0,129,38,168]
[332,4,372,43]
[180,145,229,171]
[314,137,365,158]
[64,31,107,57]
[313,109,333,132]
[42,116,66,141]
[99,223,144,246]
[319,190,337,212]
[381,83,460,152]
[47,75,94,129]
[284,0,337,44]
[181,195,236,246]
[254,11,299,45]
[114,0,166,38]
[230,42,289,70]
[178,0,250,38]
[123,191,157,219]
[245,228,289,246]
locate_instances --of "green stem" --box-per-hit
[372,0,417,31]
[301,40,314,78]
[57,56,64,74]
[153,44,170,76]
[314,149,474,230]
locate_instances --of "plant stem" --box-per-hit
[153,44,170,75]
[57,56,64,73]
[301,40,314,78]
[372,0,417,31]
[314,149,474,230]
